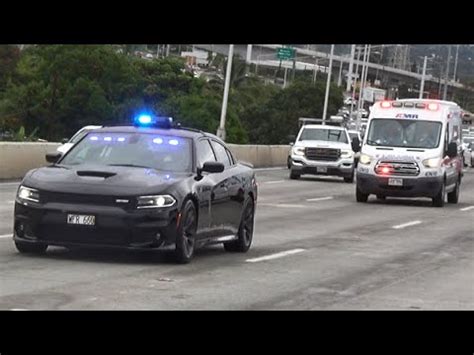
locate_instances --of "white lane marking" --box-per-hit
[246,249,305,263]
[460,206,474,212]
[262,180,285,184]
[306,196,334,202]
[10,308,28,311]
[254,167,286,171]
[0,234,12,239]
[259,203,306,208]
[392,220,422,230]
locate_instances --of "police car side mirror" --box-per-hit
[61,138,69,144]
[446,142,458,158]
[351,137,361,153]
[46,152,62,163]
[289,142,294,146]
[200,161,225,174]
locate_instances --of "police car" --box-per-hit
[13,114,258,263]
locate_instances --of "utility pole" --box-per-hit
[322,44,335,123]
[419,56,428,99]
[217,45,234,141]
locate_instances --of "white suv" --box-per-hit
[289,120,359,183]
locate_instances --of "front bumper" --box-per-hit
[13,200,179,249]
[356,172,443,198]
[290,156,354,177]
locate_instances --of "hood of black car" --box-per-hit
[24,165,192,196]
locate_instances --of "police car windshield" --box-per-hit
[60,132,192,172]
[299,128,348,143]
[367,119,442,149]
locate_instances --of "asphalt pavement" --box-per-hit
[0,168,473,310]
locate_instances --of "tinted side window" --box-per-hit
[210,140,231,168]
[225,148,235,165]
[196,139,216,167]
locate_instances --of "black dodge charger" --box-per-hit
[13,116,258,263]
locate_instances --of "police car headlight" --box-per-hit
[17,186,40,203]
[359,154,372,165]
[422,157,442,169]
[292,147,305,156]
[341,149,353,158]
[136,195,176,209]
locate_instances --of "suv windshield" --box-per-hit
[367,119,442,149]
[60,132,192,172]
[299,128,348,143]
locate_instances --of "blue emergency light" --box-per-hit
[133,113,173,128]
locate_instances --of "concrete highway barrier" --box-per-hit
[0,142,289,180]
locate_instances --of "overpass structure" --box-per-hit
[195,44,471,93]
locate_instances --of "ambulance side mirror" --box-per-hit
[446,142,458,158]
[351,137,361,153]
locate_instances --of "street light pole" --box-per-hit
[337,59,343,87]
[419,56,428,99]
[346,44,356,92]
[360,44,371,111]
[453,44,460,82]
[312,58,318,84]
[356,45,369,130]
[443,45,451,100]
[322,44,335,124]
[217,44,234,141]
[350,45,362,120]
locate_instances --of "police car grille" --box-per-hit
[305,148,341,161]
[375,161,420,176]
[42,191,129,207]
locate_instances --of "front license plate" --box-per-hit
[388,178,403,186]
[317,166,328,173]
[67,214,96,226]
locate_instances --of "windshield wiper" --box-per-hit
[107,164,155,169]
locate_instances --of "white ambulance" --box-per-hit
[356,99,463,207]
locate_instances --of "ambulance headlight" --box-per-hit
[422,157,442,168]
[359,154,372,165]
[292,147,305,156]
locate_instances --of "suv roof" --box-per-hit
[302,124,346,130]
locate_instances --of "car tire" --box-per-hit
[432,181,446,207]
[289,170,300,180]
[344,172,354,183]
[15,241,47,254]
[447,177,460,204]
[356,186,368,202]
[174,200,197,264]
[224,197,255,253]
[287,156,291,169]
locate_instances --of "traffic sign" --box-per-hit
[276,47,295,60]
